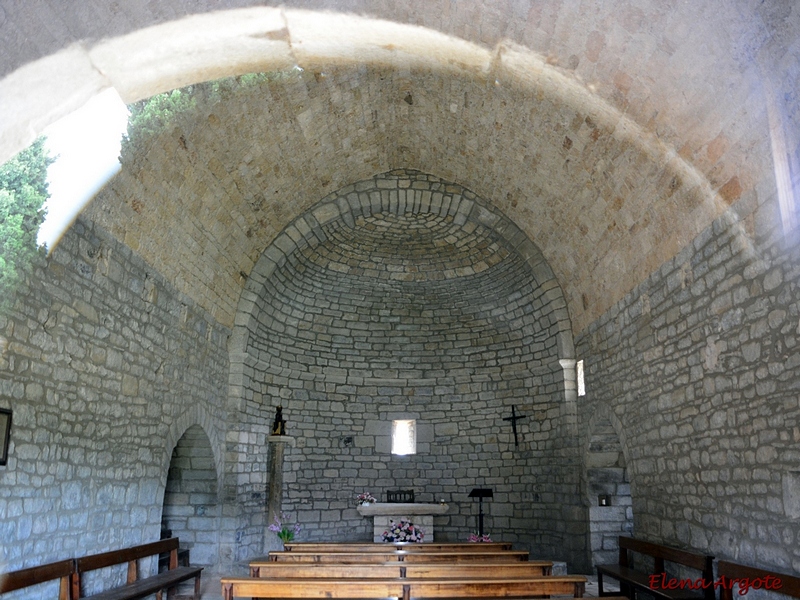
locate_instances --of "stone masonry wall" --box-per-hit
[577,208,800,571]
[0,219,231,597]
[233,172,587,568]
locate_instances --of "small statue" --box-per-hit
[272,406,286,436]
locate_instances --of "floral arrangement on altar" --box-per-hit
[269,511,301,542]
[356,492,377,506]
[382,519,424,543]
[468,533,493,543]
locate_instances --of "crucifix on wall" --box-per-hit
[503,405,527,447]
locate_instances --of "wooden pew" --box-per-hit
[404,562,553,577]
[251,563,403,578]
[74,538,202,600]
[717,561,800,600]
[283,542,514,552]
[0,558,77,599]
[249,560,553,578]
[267,550,530,563]
[221,575,587,600]
[596,537,714,600]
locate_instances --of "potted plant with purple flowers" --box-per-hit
[269,511,301,544]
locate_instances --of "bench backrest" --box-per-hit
[403,562,552,577]
[251,561,552,578]
[268,550,529,563]
[76,538,179,574]
[221,575,586,600]
[74,537,180,595]
[0,559,76,599]
[283,542,513,552]
[253,564,404,578]
[618,537,714,600]
[618,536,713,572]
[717,561,800,600]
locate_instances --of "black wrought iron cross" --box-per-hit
[503,405,527,447]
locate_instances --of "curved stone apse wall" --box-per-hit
[235,171,585,563]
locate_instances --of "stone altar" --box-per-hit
[357,503,449,542]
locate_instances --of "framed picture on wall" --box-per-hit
[0,408,11,466]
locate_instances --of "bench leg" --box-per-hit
[194,574,201,600]
[620,581,633,599]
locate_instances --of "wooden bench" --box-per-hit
[221,575,587,600]
[718,561,800,600]
[74,538,202,600]
[248,560,553,578]
[597,537,714,600]
[267,550,530,563]
[0,558,77,599]
[282,542,514,552]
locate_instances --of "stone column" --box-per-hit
[266,435,295,552]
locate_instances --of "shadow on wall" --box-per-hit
[586,415,633,567]
[161,425,220,572]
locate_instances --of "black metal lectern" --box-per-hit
[468,488,493,537]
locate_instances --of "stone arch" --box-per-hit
[582,403,634,567]
[230,169,574,383]
[162,405,224,493]
[225,169,579,554]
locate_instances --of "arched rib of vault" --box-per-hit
[228,170,574,412]
[5,7,770,334]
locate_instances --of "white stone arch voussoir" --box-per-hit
[0,7,496,165]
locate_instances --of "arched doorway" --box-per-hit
[161,425,220,571]
[586,415,633,567]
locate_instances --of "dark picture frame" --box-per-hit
[0,408,11,466]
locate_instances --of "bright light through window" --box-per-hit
[577,359,586,397]
[39,88,129,251]
[392,420,416,455]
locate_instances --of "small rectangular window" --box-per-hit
[392,420,416,455]
[577,359,586,397]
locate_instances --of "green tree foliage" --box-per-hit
[126,88,197,143]
[0,137,52,308]
[121,72,276,158]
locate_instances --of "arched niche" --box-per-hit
[161,425,220,571]
[584,409,633,567]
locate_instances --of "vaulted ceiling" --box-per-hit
[2,2,797,333]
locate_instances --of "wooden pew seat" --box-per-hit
[221,575,587,600]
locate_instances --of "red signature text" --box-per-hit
[648,574,783,596]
